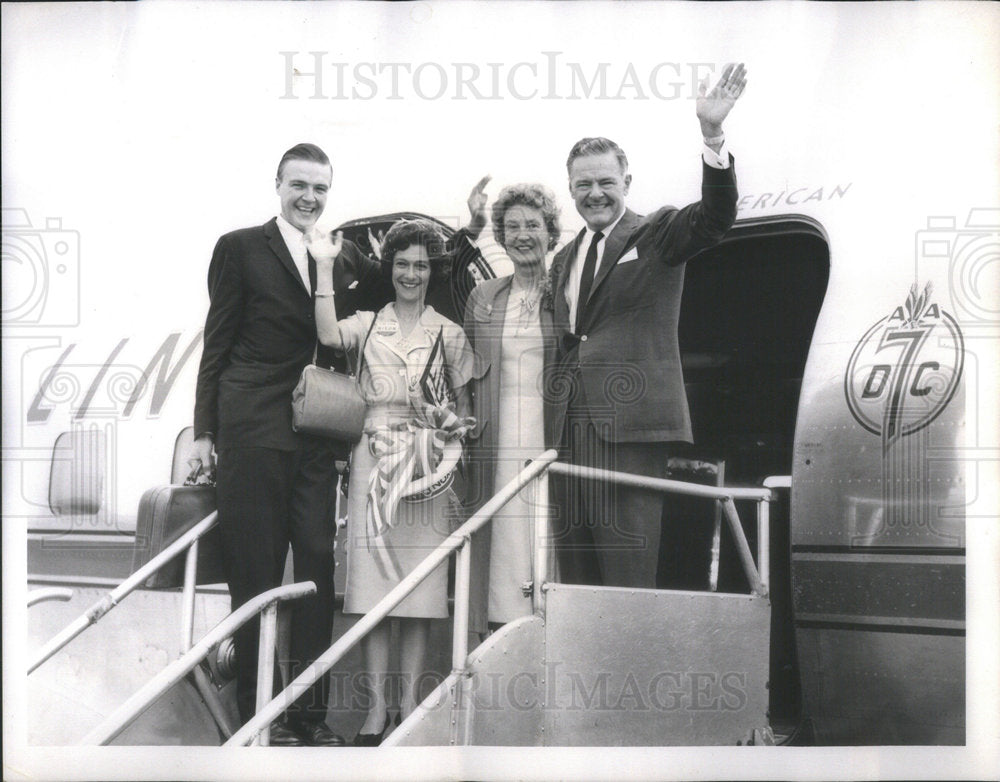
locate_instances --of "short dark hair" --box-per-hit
[565,137,629,175]
[276,143,331,180]
[491,183,562,252]
[380,218,450,294]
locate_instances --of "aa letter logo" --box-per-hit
[845,282,963,450]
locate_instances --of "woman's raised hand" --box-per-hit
[306,228,344,266]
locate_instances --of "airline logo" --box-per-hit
[844,282,964,450]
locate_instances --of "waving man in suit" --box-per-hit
[551,63,747,588]
[192,143,385,745]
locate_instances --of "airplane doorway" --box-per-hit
[661,216,830,738]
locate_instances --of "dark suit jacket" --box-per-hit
[194,217,385,451]
[552,158,738,444]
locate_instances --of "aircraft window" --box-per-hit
[48,428,106,516]
[171,427,196,484]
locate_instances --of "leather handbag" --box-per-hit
[291,315,377,442]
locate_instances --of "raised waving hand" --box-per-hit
[696,62,747,137]
[466,175,492,238]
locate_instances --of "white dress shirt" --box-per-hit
[276,214,312,292]
[565,143,731,332]
[565,211,625,332]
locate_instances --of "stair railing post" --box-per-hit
[180,540,199,652]
[452,538,471,672]
[757,498,770,596]
[254,602,279,747]
[531,469,550,617]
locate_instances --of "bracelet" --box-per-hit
[315,291,335,298]
[703,133,725,146]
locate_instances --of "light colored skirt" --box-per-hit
[343,419,452,619]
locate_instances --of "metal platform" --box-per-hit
[27,586,233,745]
[389,582,772,746]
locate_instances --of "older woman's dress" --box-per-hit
[465,278,558,628]
[487,294,545,622]
[338,303,474,617]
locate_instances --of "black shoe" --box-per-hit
[353,714,392,747]
[297,720,347,747]
[268,722,305,747]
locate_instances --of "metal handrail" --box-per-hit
[27,587,74,607]
[547,461,772,501]
[224,451,560,747]
[229,451,774,746]
[548,461,772,596]
[79,581,316,746]
[28,511,218,674]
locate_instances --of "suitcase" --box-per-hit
[131,484,227,588]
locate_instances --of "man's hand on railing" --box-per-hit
[666,456,720,478]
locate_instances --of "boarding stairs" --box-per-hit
[29,450,777,746]
[231,451,778,747]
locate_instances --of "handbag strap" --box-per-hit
[312,311,378,380]
[354,311,378,382]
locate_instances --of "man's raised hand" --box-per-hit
[367,227,385,260]
[467,175,491,238]
[696,62,747,136]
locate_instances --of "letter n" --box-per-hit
[123,331,203,417]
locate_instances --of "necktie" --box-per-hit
[575,230,604,333]
[307,251,318,294]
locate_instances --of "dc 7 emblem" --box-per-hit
[845,282,963,449]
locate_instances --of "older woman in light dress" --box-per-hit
[464,183,562,631]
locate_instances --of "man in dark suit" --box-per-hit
[549,63,747,588]
[192,143,386,745]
